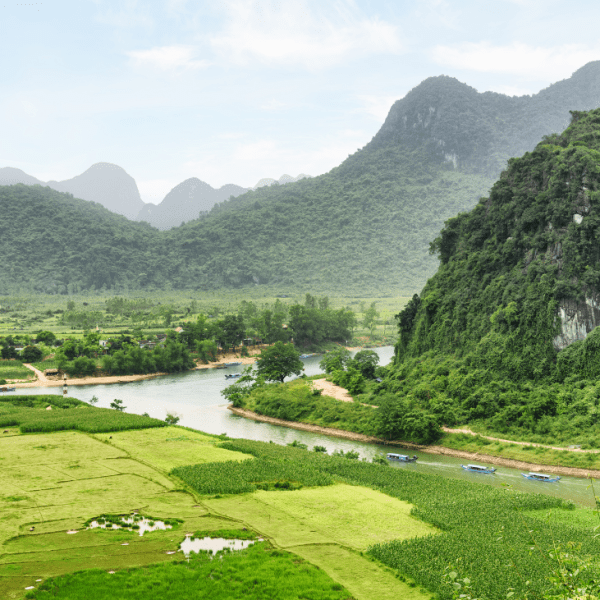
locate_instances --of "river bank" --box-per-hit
[228,406,600,479]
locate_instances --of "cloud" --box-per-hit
[431,42,600,81]
[359,95,399,121]
[127,45,210,70]
[210,0,402,69]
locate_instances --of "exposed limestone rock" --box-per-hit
[554,295,600,349]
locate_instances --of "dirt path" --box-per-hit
[22,363,47,383]
[312,379,354,402]
[442,427,599,454]
[228,406,600,479]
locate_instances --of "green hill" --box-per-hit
[4,63,600,295]
[383,108,600,444]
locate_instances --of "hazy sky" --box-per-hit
[2,0,600,203]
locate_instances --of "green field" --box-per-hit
[0,361,35,381]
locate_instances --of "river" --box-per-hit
[14,346,599,508]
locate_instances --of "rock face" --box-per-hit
[136,178,248,230]
[46,163,144,220]
[554,296,600,350]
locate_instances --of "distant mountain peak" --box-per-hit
[252,174,312,189]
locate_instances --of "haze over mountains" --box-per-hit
[0,164,311,229]
[3,62,600,295]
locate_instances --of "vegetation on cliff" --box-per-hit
[381,109,600,444]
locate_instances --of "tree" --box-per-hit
[256,341,303,383]
[347,349,380,379]
[21,345,43,363]
[165,412,180,425]
[110,399,126,411]
[363,302,380,338]
[216,314,246,350]
[36,331,56,345]
[319,348,351,374]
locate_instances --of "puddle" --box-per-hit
[87,516,172,536]
[25,586,35,590]
[66,530,78,534]
[179,536,256,557]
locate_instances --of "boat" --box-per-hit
[0,387,16,392]
[521,472,561,482]
[225,373,242,380]
[461,464,496,474]
[299,354,314,359]
[386,453,418,463]
[224,362,242,367]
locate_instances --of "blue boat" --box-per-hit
[387,453,418,463]
[461,464,496,474]
[299,354,313,359]
[0,386,16,392]
[225,373,242,380]
[522,472,560,482]
[224,362,242,367]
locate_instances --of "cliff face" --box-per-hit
[554,295,600,350]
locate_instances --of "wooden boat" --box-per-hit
[522,472,560,482]
[0,387,16,392]
[386,453,418,463]
[461,464,496,474]
[225,373,242,380]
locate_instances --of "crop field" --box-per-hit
[0,396,167,433]
[206,485,436,551]
[25,542,355,600]
[94,427,250,472]
[0,419,255,599]
[0,361,35,381]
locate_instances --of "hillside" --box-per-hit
[4,63,600,295]
[381,108,600,443]
[170,62,600,293]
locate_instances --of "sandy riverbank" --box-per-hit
[227,406,600,479]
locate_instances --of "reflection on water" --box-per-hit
[15,346,598,507]
[88,516,172,536]
[179,536,256,557]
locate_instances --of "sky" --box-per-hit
[2,0,600,204]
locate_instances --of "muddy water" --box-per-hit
[15,346,599,507]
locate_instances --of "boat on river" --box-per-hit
[224,362,242,367]
[299,354,314,359]
[225,373,242,380]
[0,387,16,392]
[461,464,496,474]
[522,472,560,482]
[387,453,418,463]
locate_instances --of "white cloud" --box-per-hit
[431,42,600,81]
[359,95,399,121]
[127,45,210,70]
[210,0,402,69]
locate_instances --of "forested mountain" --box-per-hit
[136,178,248,230]
[4,63,600,295]
[381,108,600,440]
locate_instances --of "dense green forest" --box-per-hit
[379,108,600,445]
[4,63,600,296]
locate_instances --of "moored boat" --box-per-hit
[224,362,242,367]
[225,373,242,380]
[521,472,560,482]
[0,387,16,392]
[386,453,418,463]
[461,464,496,474]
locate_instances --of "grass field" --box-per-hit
[0,361,35,381]
[0,425,253,599]
[93,427,248,472]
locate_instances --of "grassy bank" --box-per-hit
[242,378,379,437]
[441,431,600,471]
